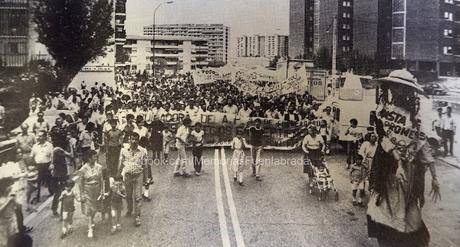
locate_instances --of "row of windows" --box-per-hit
[444,12,453,21]
[343,1,351,7]
[444,46,453,55]
[342,35,351,41]
[342,12,351,18]
[342,24,351,30]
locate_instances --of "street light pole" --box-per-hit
[152,1,174,79]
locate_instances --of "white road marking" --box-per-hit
[221,148,246,247]
[214,149,231,247]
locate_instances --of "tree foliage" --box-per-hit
[34,0,114,91]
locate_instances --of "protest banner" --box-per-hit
[157,111,311,150]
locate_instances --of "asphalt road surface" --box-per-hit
[28,149,460,247]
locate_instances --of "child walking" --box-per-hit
[110,175,126,234]
[191,123,205,176]
[231,133,247,186]
[162,127,174,165]
[349,155,367,207]
[60,180,76,239]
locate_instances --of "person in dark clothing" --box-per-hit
[50,143,72,217]
[247,118,264,181]
[104,119,123,177]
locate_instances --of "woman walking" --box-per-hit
[367,70,441,247]
[79,150,103,238]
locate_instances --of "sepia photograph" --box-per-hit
[0,0,459,246]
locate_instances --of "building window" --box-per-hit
[343,1,351,7]
[342,46,350,52]
[444,12,453,21]
[342,12,351,18]
[342,24,351,29]
[444,46,453,55]
[342,35,350,41]
[445,0,453,4]
[444,29,453,37]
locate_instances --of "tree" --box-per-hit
[34,0,114,91]
[313,47,332,70]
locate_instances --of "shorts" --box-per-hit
[351,180,365,190]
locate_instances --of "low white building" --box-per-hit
[123,35,209,75]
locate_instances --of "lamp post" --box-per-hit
[152,1,174,79]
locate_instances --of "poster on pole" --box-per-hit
[307,69,328,100]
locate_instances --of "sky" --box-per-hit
[126,0,290,56]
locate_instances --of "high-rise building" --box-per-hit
[0,0,30,68]
[288,0,353,60]
[144,24,229,66]
[375,0,460,76]
[288,0,314,59]
[238,34,289,58]
[114,0,127,64]
[123,35,209,75]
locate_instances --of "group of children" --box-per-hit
[58,174,127,239]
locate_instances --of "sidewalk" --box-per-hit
[437,155,460,169]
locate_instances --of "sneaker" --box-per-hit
[173,172,182,177]
[147,178,154,185]
[256,176,263,182]
[195,171,201,176]
[67,227,73,234]
[233,177,237,182]
[111,226,116,234]
[116,224,121,231]
[88,229,94,238]
[183,173,192,178]
[61,232,66,239]
[252,167,256,176]
[358,201,365,208]
[238,182,244,186]
[352,201,357,206]
[135,216,141,227]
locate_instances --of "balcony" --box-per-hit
[154,53,179,58]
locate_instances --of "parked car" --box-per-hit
[422,83,448,95]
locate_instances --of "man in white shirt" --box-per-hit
[30,131,53,202]
[442,106,456,156]
[173,118,191,177]
[223,100,239,115]
[237,104,252,119]
[432,107,444,139]
[0,100,5,127]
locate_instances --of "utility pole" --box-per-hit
[331,16,337,96]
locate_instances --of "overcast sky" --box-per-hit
[126,0,290,56]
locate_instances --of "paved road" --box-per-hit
[28,149,460,247]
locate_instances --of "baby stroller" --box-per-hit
[308,161,339,201]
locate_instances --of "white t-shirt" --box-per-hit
[134,126,149,138]
[302,135,324,150]
[223,105,239,115]
[191,130,205,146]
[231,137,244,150]
[31,142,53,164]
[443,115,456,131]
[175,125,189,147]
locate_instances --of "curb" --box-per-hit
[24,175,80,225]
[436,157,460,170]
